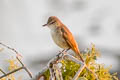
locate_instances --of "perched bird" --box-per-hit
[43,16,84,62]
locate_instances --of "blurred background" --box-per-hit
[0,0,120,79]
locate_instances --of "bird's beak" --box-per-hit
[42,23,48,27]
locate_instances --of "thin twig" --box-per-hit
[16,57,24,66]
[63,53,86,80]
[85,67,99,80]
[0,42,22,57]
[49,63,56,80]
[0,42,32,79]
[64,53,83,65]
[54,64,63,80]
[0,69,6,75]
[73,64,86,80]
[0,58,32,79]
[48,51,65,80]
[16,57,33,78]
[0,67,23,79]
[24,67,33,78]
[64,53,99,80]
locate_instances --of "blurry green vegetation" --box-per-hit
[44,45,119,80]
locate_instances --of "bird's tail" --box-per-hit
[78,51,84,62]
[73,48,84,62]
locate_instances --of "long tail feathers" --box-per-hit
[73,48,84,62]
[78,52,84,62]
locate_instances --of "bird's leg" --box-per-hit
[65,48,70,52]
[62,48,71,56]
[59,49,66,55]
[57,48,70,59]
[61,49,66,53]
[57,49,65,58]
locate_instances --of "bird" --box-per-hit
[43,16,84,62]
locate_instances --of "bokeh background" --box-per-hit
[0,0,120,79]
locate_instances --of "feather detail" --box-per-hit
[61,25,84,62]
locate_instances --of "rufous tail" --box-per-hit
[73,48,84,62]
[78,51,84,62]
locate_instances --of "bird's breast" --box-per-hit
[51,29,69,49]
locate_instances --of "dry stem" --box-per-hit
[0,42,32,79]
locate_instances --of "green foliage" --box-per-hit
[61,60,80,80]
[43,44,119,80]
[44,69,50,80]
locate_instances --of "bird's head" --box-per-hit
[43,16,61,29]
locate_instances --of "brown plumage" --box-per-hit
[43,16,84,62]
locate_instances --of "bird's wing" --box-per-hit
[61,26,84,62]
[61,26,79,54]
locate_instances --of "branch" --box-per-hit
[30,50,99,80]
[16,57,33,78]
[0,67,23,79]
[64,54,99,80]
[0,69,6,75]
[85,67,99,80]
[30,51,85,80]
[30,51,65,80]
[73,64,86,80]
[0,42,33,79]
[0,42,22,57]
